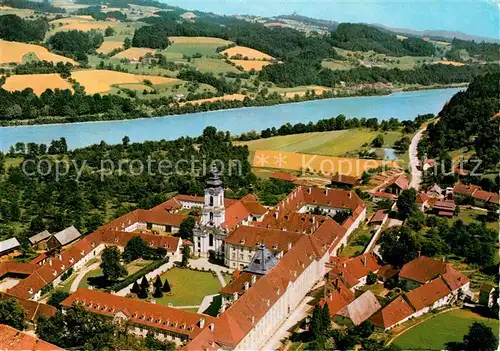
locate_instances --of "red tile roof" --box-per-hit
[225,226,302,252]
[220,272,261,296]
[222,201,252,230]
[373,192,397,200]
[473,190,492,201]
[269,171,297,182]
[369,296,415,329]
[433,200,456,211]
[488,193,499,205]
[453,183,480,196]
[320,278,355,316]
[369,210,388,224]
[331,173,359,186]
[256,211,326,234]
[377,264,399,279]
[389,175,409,190]
[327,253,381,288]
[405,277,451,311]
[399,256,447,284]
[416,192,429,204]
[62,288,216,339]
[0,324,62,350]
[0,292,56,321]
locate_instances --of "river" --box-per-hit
[0,87,462,152]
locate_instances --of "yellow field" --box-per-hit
[50,17,115,31]
[281,86,331,98]
[435,60,465,66]
[168,36,232,45]
[179,94,246,106]
[396,35,408,40]
[221,45,273,60]
[3,74,74,95]
[0,40,76,64]
[252,150,397,177]
[112,47,155,59]
[97,41,123,54]
[230,59,272,71]
[71,70,181,94]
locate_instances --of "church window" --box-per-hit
[209,212,214,222]
[209,234,214,246]
[209,196,214,206]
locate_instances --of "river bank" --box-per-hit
[0,83,467,128]
[0,87,463,152]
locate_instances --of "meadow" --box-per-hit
[240,129,403,157]
[0,40,76,64]
[221,45,273,60]
[393,309,499,350]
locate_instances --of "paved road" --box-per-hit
[409,127,425,190]
[70,261,100,292]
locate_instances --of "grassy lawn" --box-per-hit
[393,309,499,350]
[155,268,221,307]
[189,58,240,74]
[455,208,498,231]
[164,42,224,57]
[240,128,404,159]
[56,274,77,293]
[340,223,373,257]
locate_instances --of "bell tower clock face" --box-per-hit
[208,188,215,195]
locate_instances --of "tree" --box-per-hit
[397,188,417,219]
[124,37,131,49]
[371,134,384,147]
[137,284,148,299]
[310,304,324,339]
[0,299,27,330]
[162,278,171,293]
[366,272,378,285]
[131,281,140,294]
[145,330,175,350]
[48,291,70,309]
[321,303,331,333]
[153,285,163,298]
[37,305,115,349]
[100,246,127,281]
[122,135,130,146]
[446,322,498,351]
[104,26,115,37]
[154,275,163,289]
[178,216,195,240]
[181,245,190,267]
[122,236,148,263]
[140,276,149,289]
[379,226,421,268]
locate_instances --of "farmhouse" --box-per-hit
[334,290,381,327]
[28,230,51,248]
[479,283,498,308]
[431,200,457,217]
[326,253,381,288]
[46,226,82,251]
[0,237,20,257]
[383,174,409,196]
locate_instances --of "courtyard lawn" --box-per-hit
[57,274,77,293]
[79,259,152,289]
[239,129,404,158]
[393,309,499,350]
[155,268,221,307]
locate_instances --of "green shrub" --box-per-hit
[110,258,168,292]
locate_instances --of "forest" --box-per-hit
[131,24,171,49]
[420,72,500,171]
[446,38,500,62]
[2,0,66,13]
[329,23,436,56]
[46,30,104,63]
[0,14,48,42]
[259,60,498,87]
[75,6,127,21]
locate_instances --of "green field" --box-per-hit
[189,58,240,74]
[164,42,224,57]
[240,129,404,158]
[393,309,499,350]
[155,268,221,307]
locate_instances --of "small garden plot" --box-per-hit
[79,259,153,289]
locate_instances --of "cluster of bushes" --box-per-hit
[5,61,74,77]
[75,6,127,21]
[110,258,168,292]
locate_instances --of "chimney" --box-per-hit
[199,318,205,328]
[244,281,250,291]
[251,275,257,285]
[361,256,367,266]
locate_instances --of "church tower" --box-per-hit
[193,166,227,258]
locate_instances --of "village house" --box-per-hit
[326,253,381,289]
[472,189,493,207]
[383,174,409,196]
[28,230,51,249]
[431,200,457,217]
[330,173,359,188]
[334,290,382,327]
[0,237,20,258]
[416,192,430,211]
[452,183,481,201]
[46,226,82,251]
[368,209,388,226]
[426,184,444,199]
